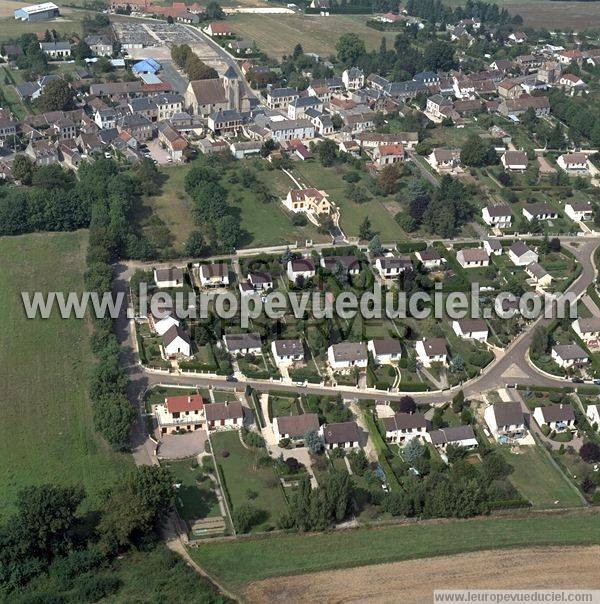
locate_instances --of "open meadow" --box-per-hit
[0,3,89,40]
[0,231,131,518]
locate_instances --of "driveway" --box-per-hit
[146,139,172,165]
[157,430,208,459]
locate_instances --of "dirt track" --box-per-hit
[245,546,600,603]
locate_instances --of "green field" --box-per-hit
[211,430,288,531]
[228,13,396,60]
[0,232,131,518]
[190,511,600,588]
[499,446,584,509]
[0,4,89,41]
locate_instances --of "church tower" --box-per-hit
[223,66,240,111]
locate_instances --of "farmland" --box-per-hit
[0,4,89,40]
[228,13,397,60]
[0,232,131,518]
[190,511,600,589]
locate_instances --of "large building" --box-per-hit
[14,2,59,21]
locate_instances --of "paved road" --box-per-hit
[158,59,189,95]
[114,236,600,459]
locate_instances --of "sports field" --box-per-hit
[0,231,131,518]
[228,13,396,59]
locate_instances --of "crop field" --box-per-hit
[228,13,396,59]
[0,232,131,518]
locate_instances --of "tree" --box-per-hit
[292,43,304,60]
[335,33,366,66]
[580,442,600,463]
[72,40,92,60]
[378,164,401,194]
[184,230,205,257]
[452,390,465,413]
[547,122,564,150]
[403,437,425,464]
[368,235,382,255]
[12,154,34,185]
[531,326,549,356]
[395,212,417,232]
[216,215,241,250]
[407,179,431,225]
[166,14,174,24]
[423,40,456,71]
[460,134,498,167]
[392,396,416,414]
[317,139,337,166]
[233,504,264,533]
[206,0,225,19]
[304,429,324,454]
[359,216,374,241]
[34,79,74,112]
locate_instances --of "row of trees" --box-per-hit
[0,467,174,597]
[171,44,218,81]
[406,0,518,27]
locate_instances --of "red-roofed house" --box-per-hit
[204,22,231,37]
[154,394,205,434]
[373,143,404,168]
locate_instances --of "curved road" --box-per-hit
[113,237,600,463]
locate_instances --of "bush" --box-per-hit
[291,213,308,226]
[73,574,121,602]
[580,442,600,463]
[221,450,230,458]
[202,457,214,473]
[232,504,264,533]
[391,396,416,414]
[343,171,361,183]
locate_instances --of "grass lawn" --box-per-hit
[228,13,396,59]
[269,394,300,419]
[189,511,600,588]
[0,232,131,518]
[0,5,89,40]
[211,431,288,531]
[499,446,583,509]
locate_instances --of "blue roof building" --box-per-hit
[132,58,161,75]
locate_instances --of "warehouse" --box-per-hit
[14,2,60,21]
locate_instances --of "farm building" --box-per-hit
[14,2,59,21]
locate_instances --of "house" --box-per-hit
[572,317,600,343]
[94,108,117,130]
[321,255,360,276]
[452,319,488,342]
[383,412,429,444]
[508,31,527,44]
[565,202,593,222]
[271,339,305,366]
[357,131,418,150]
[557,153,588,174]
[40,41,71,59]
[206,401,244,431]
[456,248,489,268]
[204,22,231,37]
[229,40,254,56]
[284,188,332,215]
[342,67,364,91]
[484,401,526,438]
[533,404,575,432]
[320,421,361,449]
[415,338,447,367]
[155,394,205,434]
[157,123,188,161]
[230,140,262,159]
[208,110,243,135]
[426,94,453,120]
[25,140,58,165]
[551,343,589,368]
[267,119,315,143]
[85,34,113,57]
[248,272,273,290]
[428,425,478,451]
[327,342,368,370]
[522,203,558,222]
[508,241,538,266]
[483,238,502,257]
[266,87,299,110]
[428,148,460,172]
[162,325,192,358]
[374,256,411,278]
[501,150,528,171]
[558,73,587,92]
[557,49,583,65]
[415,248,443,269]
[525,262,552,289]
[586,404,600,427]
[199,263,229,287]
[372,144,404,168]
[118,113,153,141]
[368,338,402,364]
[155,92,184,121]
[287,258,316,282]
[223,332,262,356]
[498,96,550,117]
[153,314,180,336]
[344,112,376,134]
[273,413,319,443]
[154,266,184,288]
[287,96,323,120]
[482,205,512,229]
[498,79,524,99]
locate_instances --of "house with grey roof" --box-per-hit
[484,401,526,439]
[327,342,368,370]
[223,332,262,356]
[551,343,589,369]
[320,421,361,449]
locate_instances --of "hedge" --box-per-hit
[488,499,532,510]
[396,241,427,253]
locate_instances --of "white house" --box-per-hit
[415,338,447,367]
[557,153,588,174]
[273,413,319,443]
[368,338,402,364]
[484,401,526,439]
[508,241,538,266]
[501,150,528,171]
[565,201,593,222]
[327,342,368,370]
[586,404,600,428]
[456,248,489,268]
[533,404,576,432]
[428,425,478,451]
[154,266,184,288]
[572,317,600,343]
[483,239,503,256]
[522,203,558,222]
[199,263,229,287]
[248,272,273,291]
[321,255,361,276]
[525,262,552,289]
[320,421,361,449]
[284,188,332,215]
[205,401,244,431]
[482,205,512,229]
[551,343,589,368]
[154,393,205,435]
[223,332,262,356]
[342,67,365,91]
[287,258,316,282]
[162,325,192,358]
[271,339,304,366]
[383,412,429,444]
[452,319,488,342]
[154,314,180,336]
[375,256,412,278]
[415,248,443,269]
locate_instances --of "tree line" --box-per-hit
[171,44,218,81]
